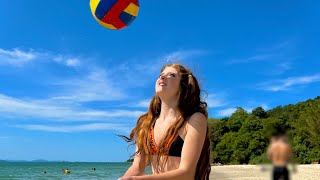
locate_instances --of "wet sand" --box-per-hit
[210,164,320,180]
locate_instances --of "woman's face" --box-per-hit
[155,66,181,99]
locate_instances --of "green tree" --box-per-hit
[252,107,268,118]
[208,96,320,164]
[226,107,248,132]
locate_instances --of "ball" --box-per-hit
[90,0,139,30]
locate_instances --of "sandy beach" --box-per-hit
[210,164,320,180]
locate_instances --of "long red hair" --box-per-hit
[120,64,210,180]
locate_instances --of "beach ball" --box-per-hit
[90,0,139,30]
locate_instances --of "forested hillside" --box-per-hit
[208,96,320,164]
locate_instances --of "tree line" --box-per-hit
[208,96,320,164]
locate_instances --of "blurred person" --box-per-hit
[267,134,294,180]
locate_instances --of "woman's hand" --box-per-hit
[118,176,136,180]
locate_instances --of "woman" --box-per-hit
[118,64,211,180]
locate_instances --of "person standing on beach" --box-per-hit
[118,64,210,180]
[267,134,293,180]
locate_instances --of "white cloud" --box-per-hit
[258,40,294,52]
[0,48,84,68]
[259,74,320,92]
[164,49,208,62]
[134,99,151,108]
[260,104,269,110]
[206,93,227,108]
[0,48,38,66]
[16,123,131,133]
[217,108,237,117]
[115,99,152,109]
[226,40,296,77]
[66,58,80,67]
[271,62,292,75]
[53,55,81,67]
[227,53,278,64]
[0,94,144,122]
[52,68,126,102]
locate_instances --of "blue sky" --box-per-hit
[0,0,319,162]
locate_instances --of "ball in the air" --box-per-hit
[90,0,139,30]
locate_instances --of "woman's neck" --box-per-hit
[159,98,179,121]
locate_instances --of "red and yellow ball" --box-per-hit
[90,0,139,30]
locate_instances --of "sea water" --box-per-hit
[0,162,152,180]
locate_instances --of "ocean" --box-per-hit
[0,162,152,180]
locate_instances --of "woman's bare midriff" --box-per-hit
[151,155,181,173]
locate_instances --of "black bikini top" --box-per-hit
[149,123,184,157]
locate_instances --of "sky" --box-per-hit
[0,0,319,162]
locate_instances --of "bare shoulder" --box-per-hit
[186,112,208,130]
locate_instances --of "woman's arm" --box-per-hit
[118,112,208,180]
[122,145,146,177]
